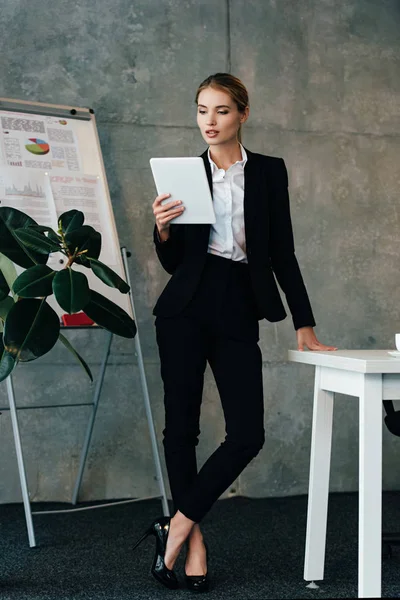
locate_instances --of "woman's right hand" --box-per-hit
[153,193,185,234]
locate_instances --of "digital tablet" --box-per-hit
[150,157,216,224]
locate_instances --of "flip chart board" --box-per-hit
[0,97,132,320]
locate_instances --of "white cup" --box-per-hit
[396,334,400,351]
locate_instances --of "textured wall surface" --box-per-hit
[1,0,400,505]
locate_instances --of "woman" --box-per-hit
[133,73,337,592]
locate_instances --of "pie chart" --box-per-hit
[25,138,50,155]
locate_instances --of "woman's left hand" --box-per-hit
[296,327,337,352]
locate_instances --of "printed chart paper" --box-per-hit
[0,111,82,173]
[0,167,58,229]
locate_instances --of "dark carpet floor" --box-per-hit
[1,492,400,599]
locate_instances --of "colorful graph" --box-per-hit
[25,138,50,155]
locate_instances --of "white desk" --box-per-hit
[288,349,400,599]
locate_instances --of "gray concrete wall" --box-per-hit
[1,0,400,504]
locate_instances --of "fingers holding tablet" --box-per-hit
[153,193,185,232]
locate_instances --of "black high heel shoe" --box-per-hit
[184,540,210,593]
[132,515,179,589]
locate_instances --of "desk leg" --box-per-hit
[359,374,382,599]
[304,365,334,583]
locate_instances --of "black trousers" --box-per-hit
[155,252,265,523]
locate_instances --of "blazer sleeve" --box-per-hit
[268,158,316,330]
[153,222,185,274]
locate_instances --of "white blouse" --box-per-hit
[207,142,248,263]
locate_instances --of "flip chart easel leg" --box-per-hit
[72,330,113,505]
[121,247,169,516]
[7,375,36,547]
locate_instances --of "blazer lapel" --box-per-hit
[242,147,263,246]
[200,144,261,215]
[194,148,212,250]
[201,148,213,193]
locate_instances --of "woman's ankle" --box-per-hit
[170,510,196,543]
[188,524,204,547]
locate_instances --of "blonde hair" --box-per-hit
[195,73,249,143]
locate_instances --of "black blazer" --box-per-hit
[152,146,316,331]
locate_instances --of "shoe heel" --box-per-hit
[132,526,153,551]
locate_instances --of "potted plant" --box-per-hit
[0,206,136,383]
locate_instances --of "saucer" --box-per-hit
[388,351,400,358]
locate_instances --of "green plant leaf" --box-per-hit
[48,230,62,245]
[0,296,15,321]
[29,224,56,233]
[0,207,48,268]
[4,298,60,362]
[58,210,85,234]
[0,269,9,301]
[0,335,15,382]
[83,290,136,338]
[29,225,62,245]
[13,265,55,298]
[0,252,18,299]
[13,228,61,254]
[52,268,90,314]
[64,226,101,264]
[87,257,130,293]
[58,332,93,382]
[0,296,14,334]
